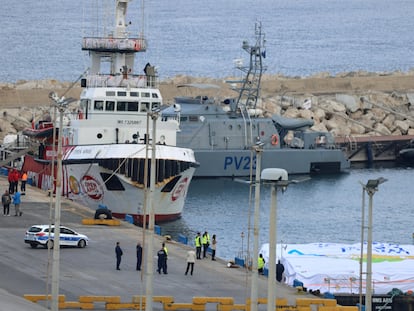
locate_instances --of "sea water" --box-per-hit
[1,0,414,82]
[162,167,414,260]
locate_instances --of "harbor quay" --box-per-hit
[0,175,358,311]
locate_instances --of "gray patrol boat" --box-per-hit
[162,23,350,178]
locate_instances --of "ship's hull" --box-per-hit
[191,149,349,177]
[22,144,196,223]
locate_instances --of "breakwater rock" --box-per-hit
[1,72,414,143]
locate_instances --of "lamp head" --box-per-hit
[366,177,388,189]
[261,168,288,182]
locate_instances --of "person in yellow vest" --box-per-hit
[195,232,202,259]
[21,171,28,195]
[202,231,210,258]
[258,253,265,275]
[162,242,168,274]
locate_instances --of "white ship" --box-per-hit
[22,0,198,223]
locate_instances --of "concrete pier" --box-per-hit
[0,175,316,310]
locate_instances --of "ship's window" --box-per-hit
[140,102,150,112]
[94,101,104,110]
[97,133,103,139]
[106,91,116,96]
[152,93,159,98]
[127,102,139,111]
[130,92,139,97]
[141,92,150,98]
[189,116,198,122]
[117,101,127,111]
[99,172,125,191]
[105,101,115,111]
[117,91,127,96]
[180,116,188,122]
[161,176,180,193]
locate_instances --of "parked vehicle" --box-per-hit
[24,225,89,249]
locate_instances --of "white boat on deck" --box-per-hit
[22,0,198,223]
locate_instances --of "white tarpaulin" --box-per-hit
[259,242,414,294]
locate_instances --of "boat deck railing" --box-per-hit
[82,37,147,53]
[85,74,158,88]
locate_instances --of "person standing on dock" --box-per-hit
[7,169,14,194]
[21,171,28,194]
[258,253,265,275]
[12,190,22,216]
[195,232,202,259]
[2,190,12,216]
[211,234,217,261]
[202,231,210,258]
[12,169,19,193]
[162,242,168,274]
[136,242,142,271]
[157,246,167,274]
[115,242,123,270]
[185,249,196,275]
[276,259,285,282]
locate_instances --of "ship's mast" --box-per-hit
[82,0,147,79]
[234,22,267,110]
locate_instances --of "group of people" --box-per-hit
[114,232,218,277]
[258,253,285,282]
[7,168,27,195]
[194,231,217,260]
[2,189,22,216]
[186,231,217,276]
[114,241,168,274]
[115,241,143,271]
[1,168,26,217]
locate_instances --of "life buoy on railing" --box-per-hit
[271,134,279,146]
[134,41,141,51]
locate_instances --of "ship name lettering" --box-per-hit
[224,156,256,170]
[117,119,141,125]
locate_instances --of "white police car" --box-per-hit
[24,225,89,249]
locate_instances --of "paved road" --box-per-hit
[0,175,309,310]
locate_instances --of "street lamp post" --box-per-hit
[48,92,76,311]
[241,231,245,259]
[250,143,263,311]
[359,186,365,311]
[145,108,160,311]
[360,177,387,311]
[261,168,289,311]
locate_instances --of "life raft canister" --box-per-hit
[78,110,84,119]
[271,134,279,146]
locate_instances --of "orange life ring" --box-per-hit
[271,134,279,146]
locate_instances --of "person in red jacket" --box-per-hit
[11,169,19,193]
[7,169,13,194]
